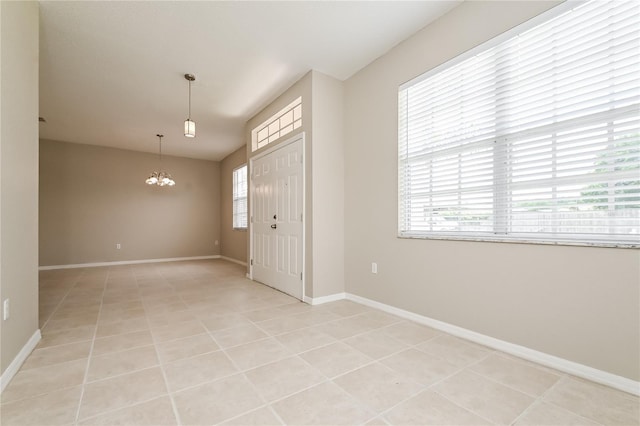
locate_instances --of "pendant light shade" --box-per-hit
[146,134,175,187]
[184,74,196,138]
[184,118,195,138]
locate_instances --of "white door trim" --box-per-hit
[248,133,305,301]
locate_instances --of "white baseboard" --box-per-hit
[0,329,41,393]
[304,292,346,306]
[219,256,247,267]
[38,255,221,270]
[346,293,640,396]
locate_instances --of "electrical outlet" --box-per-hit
[215,240,219,246]
[371,262,378,274]
[116,243,121,250]
[3,299,9,320]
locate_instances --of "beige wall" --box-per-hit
[39,139,221,266]
[0,1,40,374]
[343,0,640,381]
[311,72,345,298]
[220,146,248,264]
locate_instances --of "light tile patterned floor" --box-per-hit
[1,259,638,425]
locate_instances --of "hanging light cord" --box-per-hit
[157,134,163,164]
[188,79,192,120]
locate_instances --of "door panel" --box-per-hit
[288,236,298,275]
[251,137,303,300]
[252,157,275,284]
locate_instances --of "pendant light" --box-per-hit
[145,134,175,187]
[184,73,196,138]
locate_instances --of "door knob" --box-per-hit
[271,224,277,229]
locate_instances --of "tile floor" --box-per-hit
[1,259,638,425]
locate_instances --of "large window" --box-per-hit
[233,165,248,229]
[398,0,639,247]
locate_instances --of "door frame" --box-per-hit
[248,132,306,301]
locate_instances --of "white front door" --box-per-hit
[251,136,304,300]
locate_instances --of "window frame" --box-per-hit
[397,0,640,249]
[232,164,248,230]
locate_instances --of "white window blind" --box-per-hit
[398,0,640,247]
[233,165,248,229]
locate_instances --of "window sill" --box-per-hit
[397,233,639,249]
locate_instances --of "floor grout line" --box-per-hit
[433,390,498,425]
[72,269,109,424]
[468,364,563,399]
[521,375,606,426]
[73,393,173,425]
[142,273,185,426]
[509,376,565,426]
[39,275,87,333]
[179,282,285,424]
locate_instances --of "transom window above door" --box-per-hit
[251,97,302,152]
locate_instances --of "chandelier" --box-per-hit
[145,134,175,187]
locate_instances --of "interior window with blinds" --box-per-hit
[233,164,248,229]
[398,0,639,247]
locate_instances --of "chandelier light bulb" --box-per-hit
[145,171,159,185]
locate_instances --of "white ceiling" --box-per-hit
[39,1,461,161]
